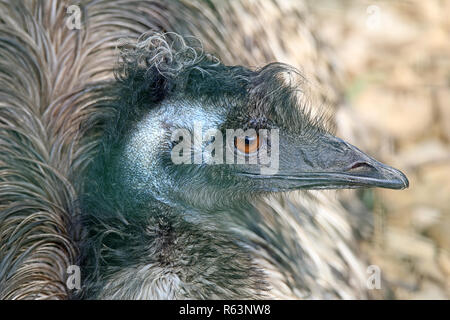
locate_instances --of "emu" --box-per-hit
[0,1,408,300]
[79,34,408,299]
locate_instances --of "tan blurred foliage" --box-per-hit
[309,0,450,299]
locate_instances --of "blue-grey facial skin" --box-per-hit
[117,96,408,214]
[118,99,230,211]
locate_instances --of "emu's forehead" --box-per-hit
[158,99,227,130]
[128,99,227,144]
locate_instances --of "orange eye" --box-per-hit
[234,134,260,154]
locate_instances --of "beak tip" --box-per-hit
[387,167,409,190]
[398,170,409,189]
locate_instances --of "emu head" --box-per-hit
[98,34,408,212]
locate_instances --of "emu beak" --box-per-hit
[240,133,409,191]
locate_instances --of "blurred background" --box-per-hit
[308,0,450,299]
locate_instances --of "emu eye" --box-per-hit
[234,134,260,155]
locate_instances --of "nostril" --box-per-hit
[347,161,375,172]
